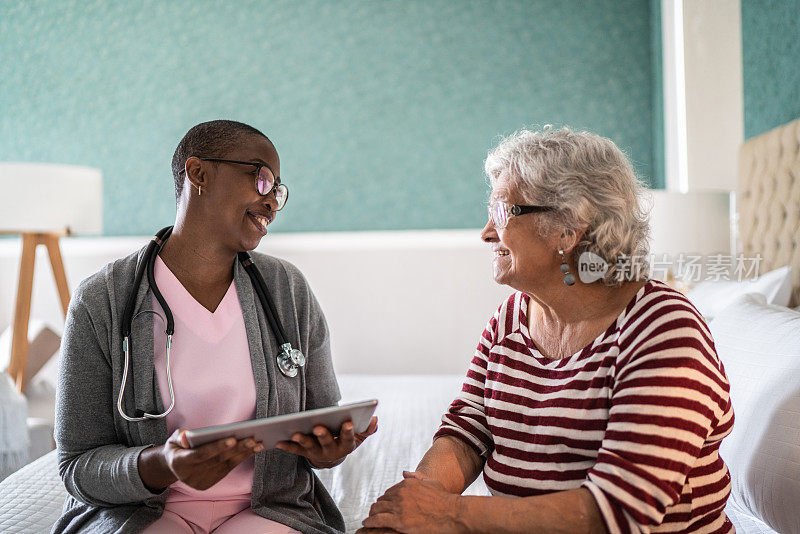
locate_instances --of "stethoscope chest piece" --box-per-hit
[277,342,306,378]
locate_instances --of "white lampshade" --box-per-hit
[0,163,103,234]
[647,190,732,257]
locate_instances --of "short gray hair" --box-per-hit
[484,126,650,286]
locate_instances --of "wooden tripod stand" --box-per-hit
[3,230,71,392]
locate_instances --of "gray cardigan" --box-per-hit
[52,246,345,534]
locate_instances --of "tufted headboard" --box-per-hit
[737,117,800,307]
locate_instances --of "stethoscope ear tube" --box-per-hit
[147,227,174,336]
[122,246,154,338]
[122,226,173,336]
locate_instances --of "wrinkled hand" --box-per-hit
[275,416,378,468]
[162,429,263,491]
[357,471,461,534]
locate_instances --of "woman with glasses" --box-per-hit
[361,127,734,534]
[53,120,376,534]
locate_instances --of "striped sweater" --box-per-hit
[435,280,734,533]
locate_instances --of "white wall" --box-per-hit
[0,230,511,376]
[662,0,744,192]
[683,0,744,191]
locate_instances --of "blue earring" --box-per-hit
[559,249,575,286]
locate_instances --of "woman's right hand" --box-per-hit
[162,429,263,491]
[139,429,263,492]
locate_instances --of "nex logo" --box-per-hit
[578,252,608,283]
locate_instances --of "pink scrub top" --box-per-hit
[152,255,257,502]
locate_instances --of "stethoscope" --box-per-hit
[116,226,306,422]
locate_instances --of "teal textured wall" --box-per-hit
[1,0,657,235]
[742,0,800,139]
[650,0,664,189]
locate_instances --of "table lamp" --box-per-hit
[0,163,102,391]
[647,190,733,287]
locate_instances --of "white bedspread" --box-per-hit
[0,374,777,533]
[0,375,487,533]
[318,375,490,532]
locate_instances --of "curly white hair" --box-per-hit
[484,126,651,286]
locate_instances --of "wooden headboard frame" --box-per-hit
[737,117,800,307]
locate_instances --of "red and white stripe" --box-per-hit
[435,280,734,533]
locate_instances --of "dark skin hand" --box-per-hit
[276,416,378,468]
[139,429,263,492]
[140,417,378,492]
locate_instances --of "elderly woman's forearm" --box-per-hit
[452,488,606,534]
[415,436,483,493]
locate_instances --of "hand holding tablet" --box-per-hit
[276,413,378,469]
[184,400,378,449]
[183,399,379,470]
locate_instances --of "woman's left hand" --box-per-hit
[357,471,462,534]
[275,416,378,468]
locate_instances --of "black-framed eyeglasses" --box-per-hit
[488,200,554,229]
[181,157,289,210]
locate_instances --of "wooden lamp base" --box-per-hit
[2,230,71,392]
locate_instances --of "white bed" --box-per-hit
[0,375,489,534]
[0,374,786,534]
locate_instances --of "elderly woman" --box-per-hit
[361,128,733,533]
[54,120,376,534]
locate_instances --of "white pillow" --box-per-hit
[0,373,29,481]
[687,265,793,320]
[712,293,800,534]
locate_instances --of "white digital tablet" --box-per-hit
[183,399,378,449]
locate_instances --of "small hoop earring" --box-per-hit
[559,249,576,286]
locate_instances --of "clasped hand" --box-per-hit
[357,471,462,534]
